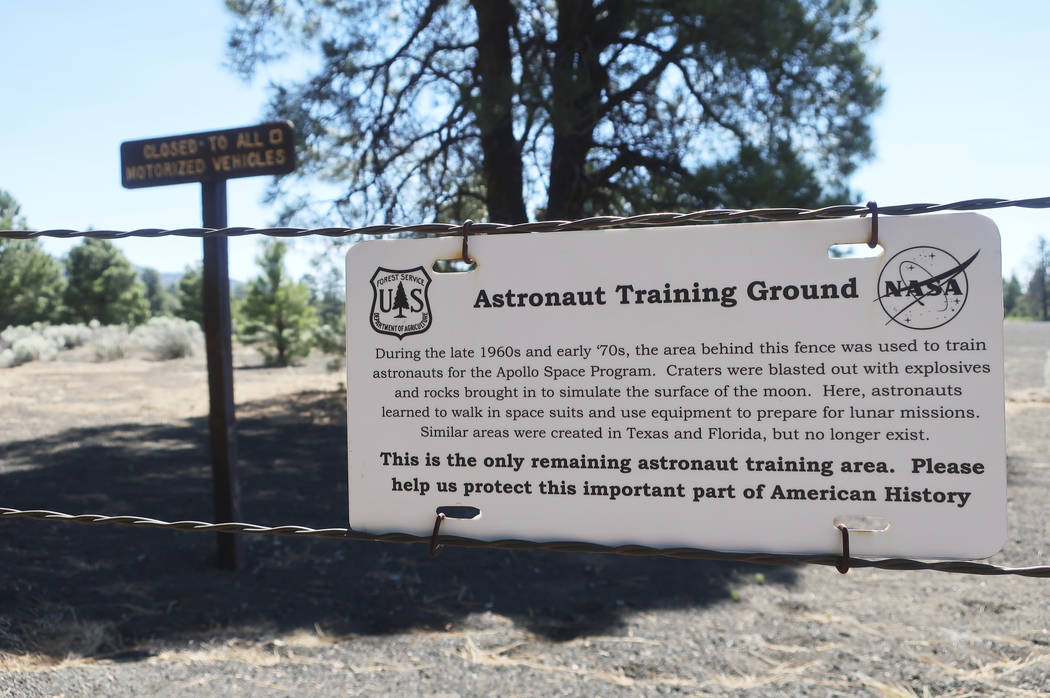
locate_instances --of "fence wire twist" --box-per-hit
[2,196,1048,578]
[2,507,1049,578]
[1,196,1048,240]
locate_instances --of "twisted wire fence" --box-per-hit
[3,507,1049,577]
[2,196,1047,577]
[2,196,1048,241]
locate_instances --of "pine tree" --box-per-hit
[0,190,66,326]
[0,189,27,230]
[0,241,66,327]
[303,263,346,329]
[238,240,317,366]
[62,238,149,326]
[140,268,175,317]
[0,187,65,327]
[227,0,882,223]
[1026,237,1049,321]
[174,264,204,327]
[303,263,346,365]
[1003,275,1025,318]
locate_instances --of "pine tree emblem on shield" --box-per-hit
[369,267,433,339]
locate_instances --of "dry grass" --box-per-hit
[922,651,1050,695]
[0,607,117,671]
[703,659,821,691]
[854,675,923,697]
[457,637,638,687]
[150,643,322,668]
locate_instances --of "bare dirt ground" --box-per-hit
[0,325,1048,697]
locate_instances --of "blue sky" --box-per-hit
[1,1,1048,283]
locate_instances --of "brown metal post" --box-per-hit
[201,179,243,570]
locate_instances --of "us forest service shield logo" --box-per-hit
[370,267,433,339]
[876,246,977,330]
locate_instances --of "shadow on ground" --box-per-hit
[0,390,797,658]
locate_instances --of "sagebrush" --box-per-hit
[0,318,203,367]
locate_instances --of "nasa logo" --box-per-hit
[876,246,978,330]
[370,266,433,339]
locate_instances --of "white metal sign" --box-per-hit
[346,213,1005,559]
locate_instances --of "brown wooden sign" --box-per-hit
[119,120,296,569]
[120,121,295,189]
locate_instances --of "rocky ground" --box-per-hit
[0,324,1048,696]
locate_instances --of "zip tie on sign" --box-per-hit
[863,201,879,248]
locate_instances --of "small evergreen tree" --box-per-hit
[1003,274,1025,318]
[303,263,346,362]
[238,240,316,366]
[140,267,176,317]
[0,191,66,326]
[0,189,27,230]
[302,263,345,329]
[1026,237,1049,321]
[174,264,204,327]
[0,240,66,327]
[62,238,150,326]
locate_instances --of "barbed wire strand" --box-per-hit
[2,507,1048,577]
[2,197,1048,240]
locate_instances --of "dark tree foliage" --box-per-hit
[1003,274,1023,318]
[238,239,317,366]
[140,268,176,317]
[1027,236,1049,321]
[0,240,66,328]
[303,263,346,329]
[0,189,27,230]
[0,190,66,327]
[174,264,205,328]
[226,0,883,225]
[62,239,150,327]
[303,263,346,363]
